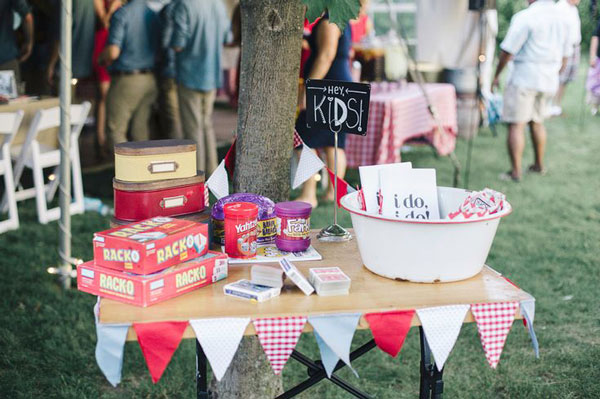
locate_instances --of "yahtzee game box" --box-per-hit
[78,251,228,307]
[93,217,208,274]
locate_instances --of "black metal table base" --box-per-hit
[195,327,443,399]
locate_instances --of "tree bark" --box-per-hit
[213,0,304,398]
[233,0,304,203]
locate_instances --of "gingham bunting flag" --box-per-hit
[308,313,361,378]
[206,160,229,200]
[470,302,519,369]
[94,301,130,387]
[293,129,303,148]
[292,144,325,189]
[204,185,209,208]
[133,321,188,383]
[189,318,250,381]
[416,305,470,371]
[253,316,307,375]
[520,298,539,358]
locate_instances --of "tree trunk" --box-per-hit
[212,0,304,398]
[233,0,304,203]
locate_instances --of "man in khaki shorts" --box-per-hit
[493,0,571,181]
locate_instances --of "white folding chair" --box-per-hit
[7,102,91,224]
[0,111,24,233]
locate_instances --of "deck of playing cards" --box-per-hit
[279,259,314,296]
[308,267,351,296]
[251,264,285,288]
[223,279,281,302]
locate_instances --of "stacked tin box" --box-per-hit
[76,140,227,307]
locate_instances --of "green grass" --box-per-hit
[1,70,599,398]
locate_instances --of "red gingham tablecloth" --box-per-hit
[345,82,458,168]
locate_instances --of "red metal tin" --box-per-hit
[224,202,258,259]
[77,251,228,307]
[113,174,205,221]
[93,217,209,274]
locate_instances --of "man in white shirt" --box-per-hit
[550,0,581,116]
[493,0,571,181]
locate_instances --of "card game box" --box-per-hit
[77,251,228,307]
[93,217,208,274]
[223,279,281,302]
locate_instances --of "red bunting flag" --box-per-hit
[326,167,357,207]
[133,321,188,383]
[470,302,519,369]
[365,310,415,357]
[223,140,236,178]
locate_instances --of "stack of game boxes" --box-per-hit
[77,140,227,307]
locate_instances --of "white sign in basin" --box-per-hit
[340,187,512,283]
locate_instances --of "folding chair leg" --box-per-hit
[46,166,60,202]
[31,150,50,224]
[0,157,19,233]
[71,147,84,214]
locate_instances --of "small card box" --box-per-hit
[223,280,281,302]
[93,217,208,274]
[77,251,228,307]
[309,267,351,296]
[251,264,285,288]
[279,259,314,296]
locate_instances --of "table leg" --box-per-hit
[419,327,444,399]
[196,340,209,399]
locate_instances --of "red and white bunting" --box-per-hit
[205,160,229,200]
[416,305,470,371]
[293,129,303,148]
[326,167,357,207]
[364,310,415,357]
[470,302,519,369]
[253,316,307,375]
[292,145,325,189]
[133,321,188,383]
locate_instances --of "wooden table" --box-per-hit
[99,231,532,399]
[0,97,59,148]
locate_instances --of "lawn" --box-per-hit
[1,71,599,398]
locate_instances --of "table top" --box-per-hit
[98,230,531,341]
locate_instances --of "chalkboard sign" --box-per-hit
[305,79,371,136]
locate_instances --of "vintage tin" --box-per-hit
[93,217,208,274]
[113,173,206,221]
[77,251,228,307]
[114,139,197,183]
[224,202,258,259]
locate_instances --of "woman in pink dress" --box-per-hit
[92,0,121,159]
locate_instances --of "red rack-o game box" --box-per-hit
[93,217,208,274]
[77,251,228,307]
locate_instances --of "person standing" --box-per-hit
[171,0,230,175]
[493,0,571,182]
[157,0,183,140]
[587,20,600,115]
[100,0,160,145]
[549,0,581,116]
[0,0,34,86]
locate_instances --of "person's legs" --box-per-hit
[158,77,183,139]
[295,148,319,208]
[528,121,546,172]
[200,89,218,175]
[323,146,347,201]
[507,122,527,179]
[130,74,158,141]
[96,80,110,152]
[106,75,138,146]
[178,84,204,171]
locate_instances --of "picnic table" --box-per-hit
[98,230,533,399]
[345,83,457,168]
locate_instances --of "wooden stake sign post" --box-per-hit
[305,79,370,242]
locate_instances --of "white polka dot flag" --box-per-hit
[470,302,519,369]
[416,305,470,371]
[189,318,250,381]
[253,316,307,375]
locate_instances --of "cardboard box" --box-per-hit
[77,251,228,307]
[93,217,208,274]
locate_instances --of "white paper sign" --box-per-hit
[380,168,440,220]
[358,162,412,214]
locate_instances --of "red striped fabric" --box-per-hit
[470,302,519,369]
